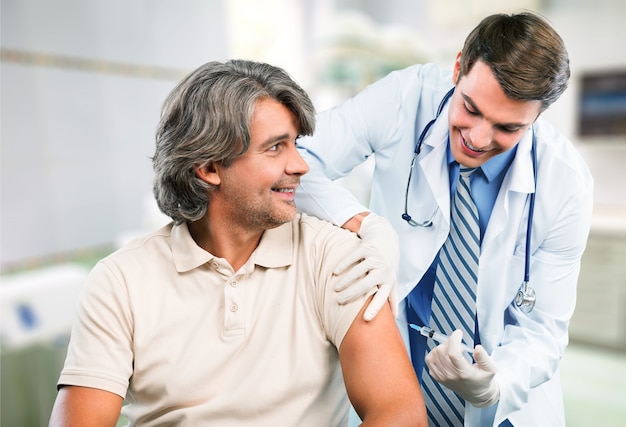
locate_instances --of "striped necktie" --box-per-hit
[422,166,479,426]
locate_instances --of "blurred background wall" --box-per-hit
[1,0,625,425]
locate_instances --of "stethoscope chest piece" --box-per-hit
[515,281,536,313]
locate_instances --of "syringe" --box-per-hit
[409,324,474,354]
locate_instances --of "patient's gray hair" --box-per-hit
[152,59,315,224]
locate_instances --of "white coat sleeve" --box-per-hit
[296,69,408,226]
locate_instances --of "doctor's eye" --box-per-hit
[498,125,524,134]
[463,103,479,116]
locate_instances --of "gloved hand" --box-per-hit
[333,213,399,321]
[425,329,500,408]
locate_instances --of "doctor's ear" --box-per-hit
[452,51,462,84]
[195,162,221,186]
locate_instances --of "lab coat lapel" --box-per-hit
[478,129,535,335]
[482,129,535,246]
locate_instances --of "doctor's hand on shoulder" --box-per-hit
[333,212,399,321]
[426,330,500,408]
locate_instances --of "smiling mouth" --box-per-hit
[272,180,300,194]
[463,137,485,153]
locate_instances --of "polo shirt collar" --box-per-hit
[171,221,293,273]
[171,223,213,272]
[251,222,293,269]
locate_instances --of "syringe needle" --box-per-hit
[409,324,474,354]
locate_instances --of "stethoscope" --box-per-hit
[401,87,537,313]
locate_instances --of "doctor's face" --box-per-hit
[448,55,542,168]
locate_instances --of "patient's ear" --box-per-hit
[195,162,220,186]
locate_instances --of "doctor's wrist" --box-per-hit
[342,211,370,234]
[471,382,500,408]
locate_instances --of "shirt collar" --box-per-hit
[446,143,518,182]
[171,221,293,273]
[251,221,293,268]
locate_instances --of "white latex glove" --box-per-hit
[425,329,500,408]
[333,213,399,321]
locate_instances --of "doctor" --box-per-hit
[296,12,593,426]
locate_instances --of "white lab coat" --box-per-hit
[296,64,594,426]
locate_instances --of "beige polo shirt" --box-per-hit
[58,213,373,426]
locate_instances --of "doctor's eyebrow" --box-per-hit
[461,93,529,129]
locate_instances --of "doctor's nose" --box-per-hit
[469,121,493,149]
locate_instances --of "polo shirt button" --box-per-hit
[230,304,238,312]
[211,261,219,268]
[230,281,238,288]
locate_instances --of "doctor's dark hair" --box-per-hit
[458,12,570,111]
[152,59,316,224]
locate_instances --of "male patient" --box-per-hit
[49,59,426,426]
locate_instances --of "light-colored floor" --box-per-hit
[562,343,626,426]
